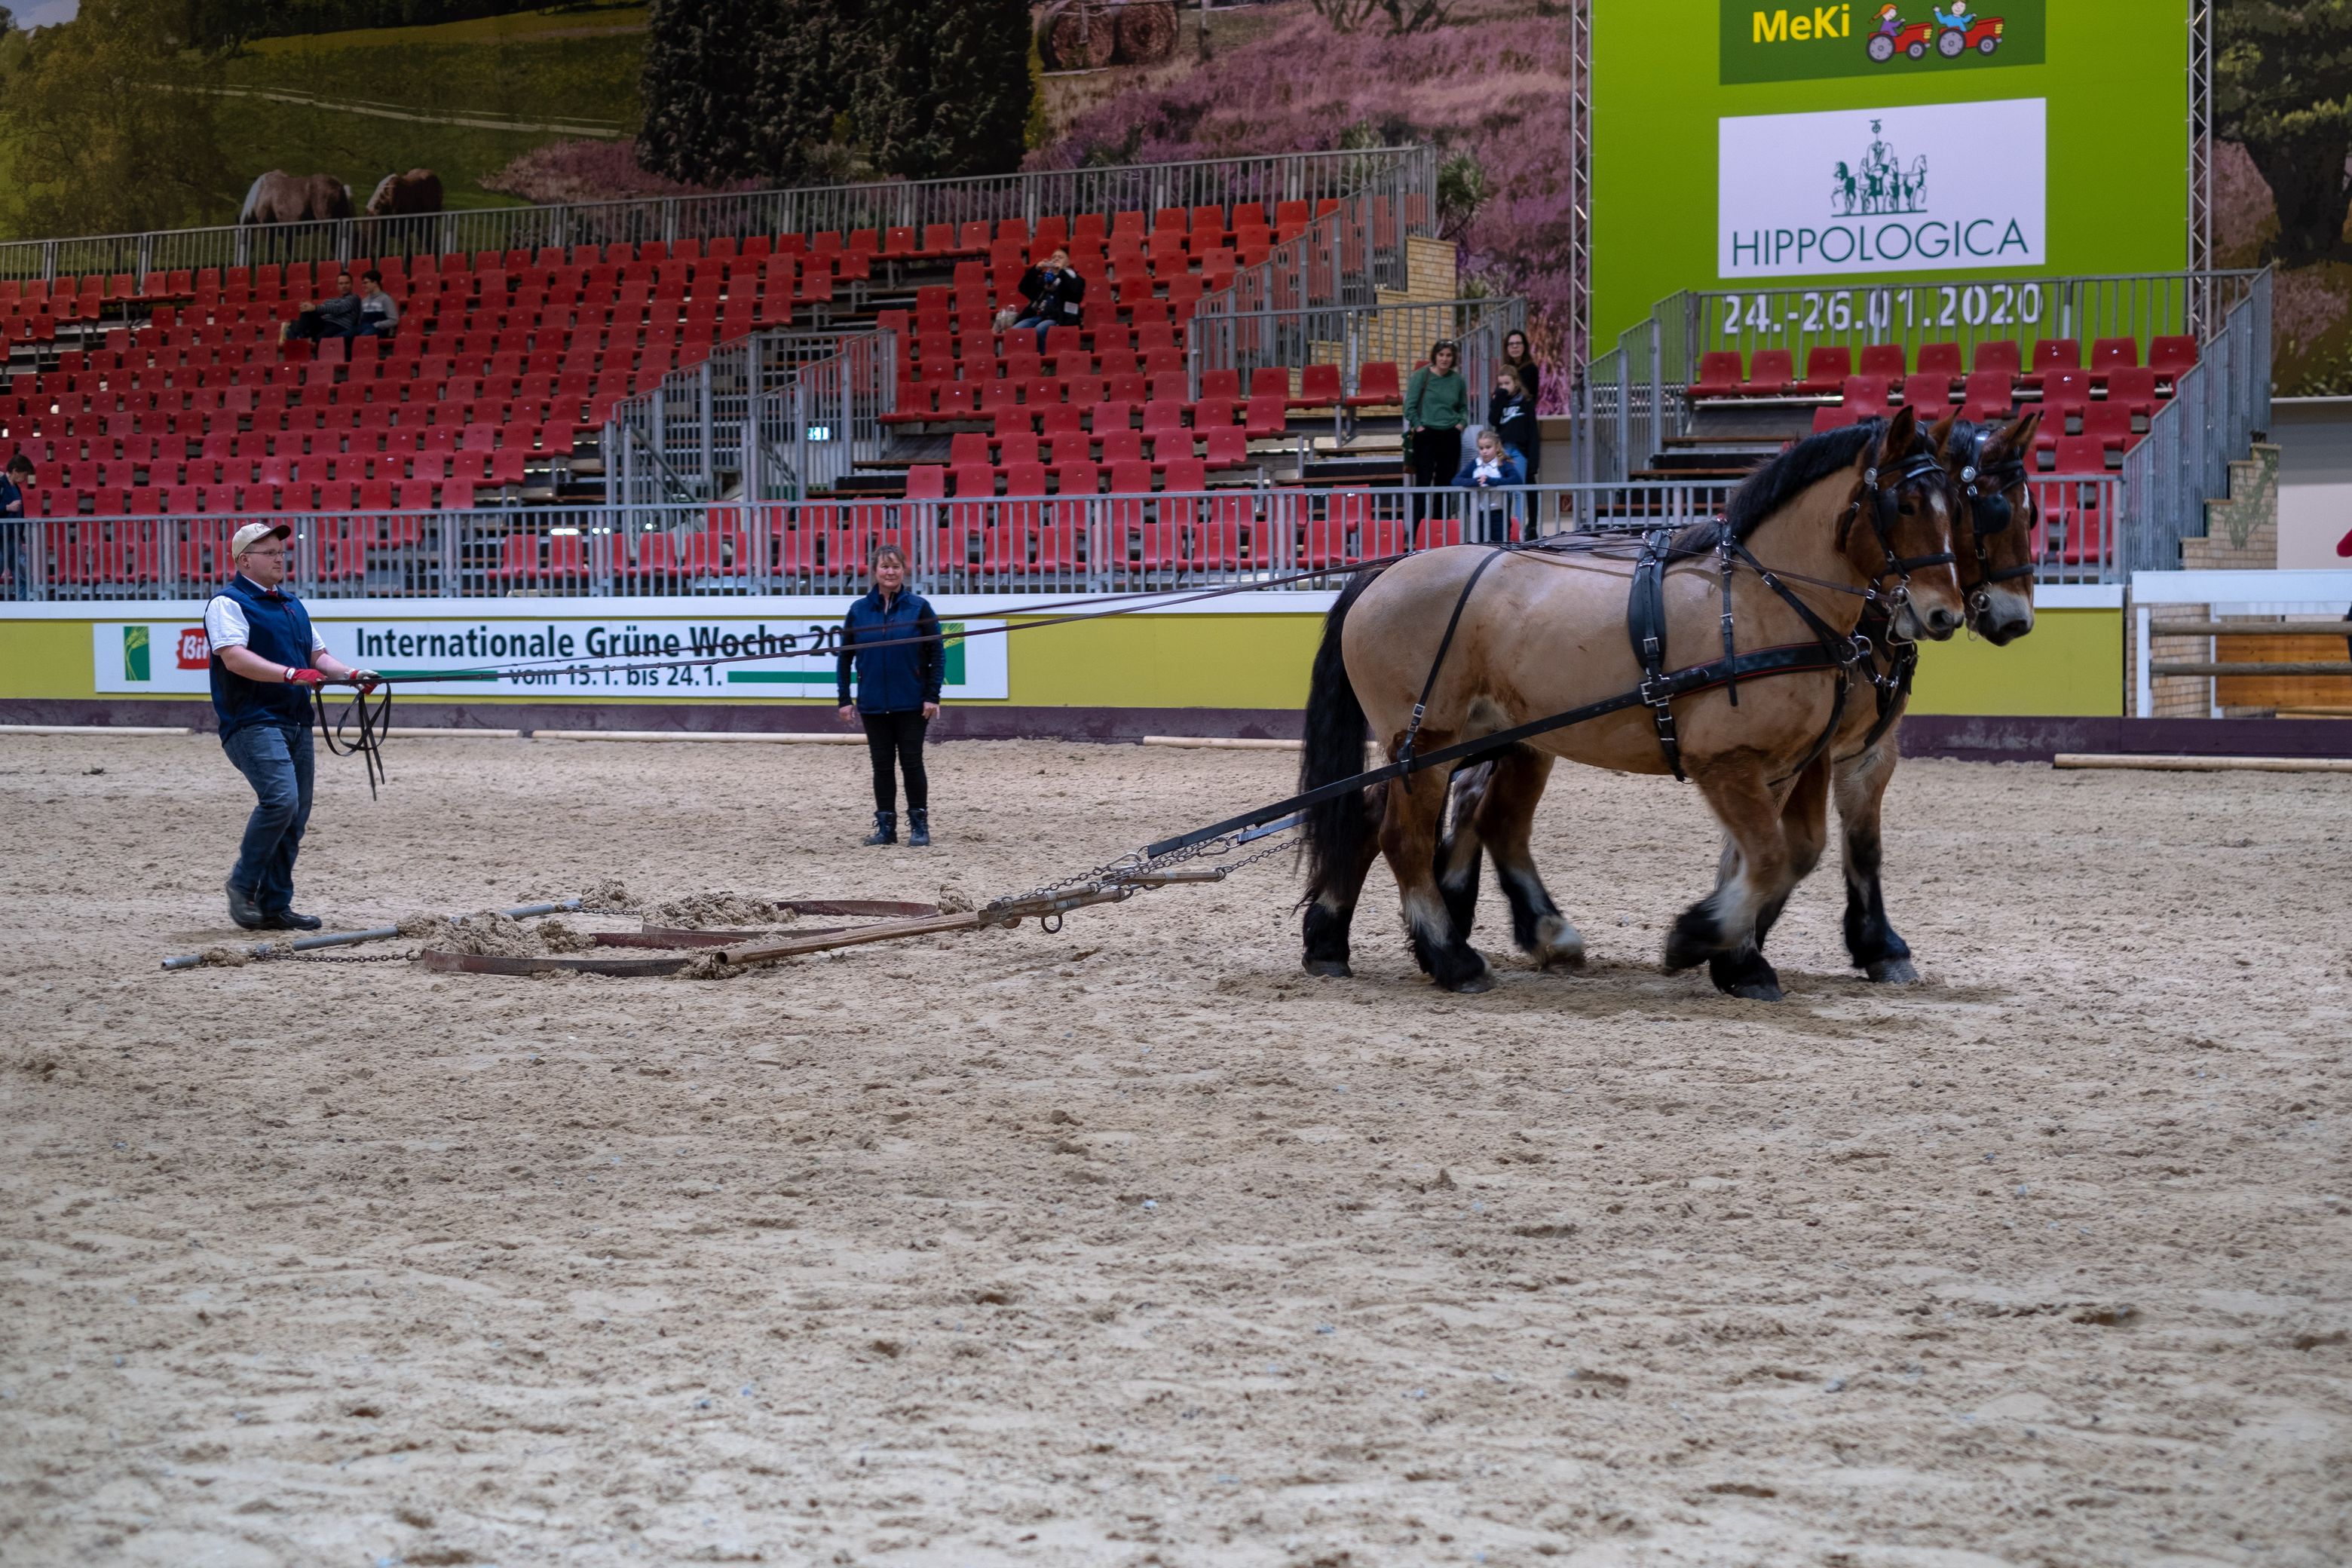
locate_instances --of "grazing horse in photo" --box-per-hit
[366,169,444,216]
[1426,411,2041,1000]
[240,170,354,225]
[1296,408,1967,997]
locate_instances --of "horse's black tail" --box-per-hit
[1299,568,1383,901]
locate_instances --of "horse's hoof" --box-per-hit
[1867,957,1920,985]
[1533,917,1586,970]
[1729,982,1784,1002]
[1444,969,1495,995]
[1303,958,1352,978]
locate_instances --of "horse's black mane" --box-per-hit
[1668,415,1934,558]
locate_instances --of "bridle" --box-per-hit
[1836,433,1960,621]
[1952,421,2038,620]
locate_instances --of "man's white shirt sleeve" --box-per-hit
[203,596,327,655]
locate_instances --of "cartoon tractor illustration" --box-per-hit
[1867,6,2004,60]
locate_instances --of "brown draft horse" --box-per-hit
[366,169,445,216]
[1297,406,1967,996]
[1431,411,2042,1000]
[239,171,354,225]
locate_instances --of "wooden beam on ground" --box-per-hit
[718,911,984,966]
[1,723,195,736]
[2147,662,2352,678]
[531,730,866,744]
[1141,735,1302,751]
[2053,753,2352,775]
[2148,620,2352,637]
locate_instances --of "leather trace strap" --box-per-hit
[1398,547,1511,767]
[1626,528,1685,780]
[1718,535,1741,709]
[1148,641,1854,860]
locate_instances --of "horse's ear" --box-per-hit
[1929,411,1957,454]
[1999,409,2042,461]
[1883,403,1919,457]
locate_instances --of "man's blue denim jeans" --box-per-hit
[223,721,314,914]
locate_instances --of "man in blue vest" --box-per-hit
[205,522,376,931]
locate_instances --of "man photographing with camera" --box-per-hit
[204,522,377,932]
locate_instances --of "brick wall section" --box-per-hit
[2127,444,2280,718]
[1404,237,1459,302]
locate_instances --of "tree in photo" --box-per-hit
[637,0,767,186]
[750,0,871,185]
[859,0,1032,179]
[0,0,233,240]
[2216,0,2352,265]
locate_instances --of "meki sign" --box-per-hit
[1717,97,2046,279]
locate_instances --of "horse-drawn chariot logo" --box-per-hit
[1832,118,1928,216]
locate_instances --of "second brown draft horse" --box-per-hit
[1297,407,1968,997]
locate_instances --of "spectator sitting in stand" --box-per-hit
[279,272,362,345]
[354,270,400,336]
[1010,248,1086,352]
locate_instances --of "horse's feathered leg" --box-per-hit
[1708,757,1829,997]
[1472,745,1584,969]
[1834,732,1918,983]
[1667,761,1802,995]
[1380,733,1491,993]
[1434,763,1491,939]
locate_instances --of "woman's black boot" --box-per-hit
[862,810,897,846]
[907,808,931,847]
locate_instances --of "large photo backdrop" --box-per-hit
[1593,0,2189,348]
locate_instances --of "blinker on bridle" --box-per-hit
[1842,434,1957,598]
[1958,424,2037,599]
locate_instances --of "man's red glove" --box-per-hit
[287,667,327,688]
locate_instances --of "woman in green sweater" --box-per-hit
[1404,340,1468,544]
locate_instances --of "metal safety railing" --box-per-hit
[1577,270,2269,583]
[0,147,1441,286]
[1187,296,1527,419]
[604,329,897,510]
[0,474,2124,601]
[1188,165,1433,327]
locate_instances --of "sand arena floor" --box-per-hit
[0,730,2347,1567]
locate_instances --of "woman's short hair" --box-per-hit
[871,544,908,571]
[1429,338,1456,363]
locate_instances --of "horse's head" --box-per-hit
[366,173,398,216]
[1842,404,1965,642]
[1945,411,2039,645]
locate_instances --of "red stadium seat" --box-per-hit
[1916,342,1964,378]
[1797,345,1853,395]
[1741,350,1793,394]
[1348,361,1403,408]
[2148,335,2200,384]
[2090,336,2139,375]
[2103,366,2160,418]
[1972,340,2022,377]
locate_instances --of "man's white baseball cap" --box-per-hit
[231,522,291,557]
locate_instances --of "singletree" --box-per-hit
[2216,0,2352,265]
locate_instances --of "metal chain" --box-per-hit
[981,825,1302,928]
[289,948,420,963]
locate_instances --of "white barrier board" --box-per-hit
[92,614,1010,700]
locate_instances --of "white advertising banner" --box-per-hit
[92,614,1010,700]
[1717,97,2046,279]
